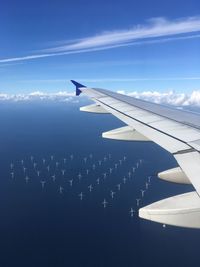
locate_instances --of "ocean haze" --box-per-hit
[0,100,199,267]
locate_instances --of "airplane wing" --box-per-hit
[71,80,200,229]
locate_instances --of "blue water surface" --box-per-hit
[0,100,199,267]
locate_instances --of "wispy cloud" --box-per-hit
[1,16,200,63]
[46,17,200,52]
[17,76,200,85]
[76,77,200,83]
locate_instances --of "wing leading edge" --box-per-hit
[72,80,200,228]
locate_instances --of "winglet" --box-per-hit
[71,80,86,96]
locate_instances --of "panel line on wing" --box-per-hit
[96,98,193,151]
[94,88,200,131]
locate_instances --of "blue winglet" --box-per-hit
[71,80,86,96]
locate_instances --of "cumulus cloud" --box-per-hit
[1,16,200,63]
[117,90,200,107]
[0,91,79,103]
[1,89,200,108]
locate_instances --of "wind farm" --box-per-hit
[8,151,152,217]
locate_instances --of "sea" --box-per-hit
[0,98,199,267]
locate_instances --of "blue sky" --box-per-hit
[0,0,200,94]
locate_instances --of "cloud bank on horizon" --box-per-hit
[0,91,79,103]
[1,16,200,63]
[1,90,200,108]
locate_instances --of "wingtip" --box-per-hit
[71,80,86,96]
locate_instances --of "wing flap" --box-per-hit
[174,151,200,196]
[139,191,200,228]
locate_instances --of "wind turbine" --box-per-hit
[10,172,14,179]
[21,159,24,165]
[96,178,100,185]
[61,169,66,176]
[88,184,93,192]
[92,164,96,170]
[103,173,107,179]
[50,155,54,161]
[102,199,108,208]
[123,156,127,161]
[145,182,149,190]
[52,175,56,182]
[70,154,74,160]
[10,163,14,169]
[98,160,102,166]
[30,156,34,162]
[78,192,84,200]
[114,163,118,169]
[42,158,46,164]
[109,168,113,174]
[128,171,131,178]
[56,162,59,167]
[129,208,136,217]
[78,173,82,180]
[59,186,64,194]
[136,198,141,207]
[33,163,37,169]
[47,165,50,172]
[69,179,73,186]
[25,176,30,183]
[63,158,67,164]
[37,170,40,177]
[119,159,122,165]
[110,191,116,199]
[40,180,46,189]
[86,169,89,175]
[23,167,26,173]
[117,184,121,191]
[83,157,87,163]
[123,177,127,184]
[140,189,145,198]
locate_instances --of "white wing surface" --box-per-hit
[72,80,200,228]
